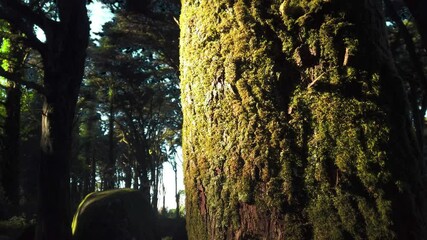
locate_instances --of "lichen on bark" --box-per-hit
[181,0,427,239]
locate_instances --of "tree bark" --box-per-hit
[139,169,150,202]
[152,156,160,210]
[83,104,96,195]
[181,0,427,239]
[172,161,179,218]
[35,2,89,240]
[2,81,22,207]
[91,145,96,192]
[104,85,116,190]
[0,27,26,209]
[124,162,132,188]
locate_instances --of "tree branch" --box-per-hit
[1,0,52,30]
[18,78,46,95]
[0,66,46,95]
[0,0,50,55]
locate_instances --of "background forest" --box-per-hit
[0,0,425,239]
[0,0,183,239]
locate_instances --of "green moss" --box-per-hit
[309,194,344,240]
[0,216,32,238]
[181,0,420,239]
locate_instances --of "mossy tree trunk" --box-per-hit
[180,0,427,239]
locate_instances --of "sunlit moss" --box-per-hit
[0,37,11,85]
[181,0,424,239]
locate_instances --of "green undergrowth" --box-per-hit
[0,215,34,239]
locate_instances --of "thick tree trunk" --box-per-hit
[2,83,22,207]
[35,2,89,240]
[37,86,78,240]
[1,29,26,210]
[181,0,427,239]
[139,169,151,202]
[133,140,151,201]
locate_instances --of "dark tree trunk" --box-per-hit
[37,83,79,240]
[131,137,150,201]
[172,162,179,218]
[0,28,26,210]
[83,106,95,195]
[139,169,150,202]
[124,163,132,188]
[133,162,139,190]
[91,149,96,192]
[151,158,159,210]
[0,3,88,238]
[104,85,115,190]
[2,83,22,207]
[20,96,41,218]
[70,175,79,209]
[35,2,89,240]
[162,183,166,210]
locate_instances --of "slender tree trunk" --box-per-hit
[83,106,95,195]
[133,162,139,190]
[152,157,160,210]
[162,182,166,210]
[181,0,427,239]
[36,2,89,240]
[124,158,133,188]
[91,149,96,192]
[172,161,179,218]
[104,85,116,190]
[70,175,79,209]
